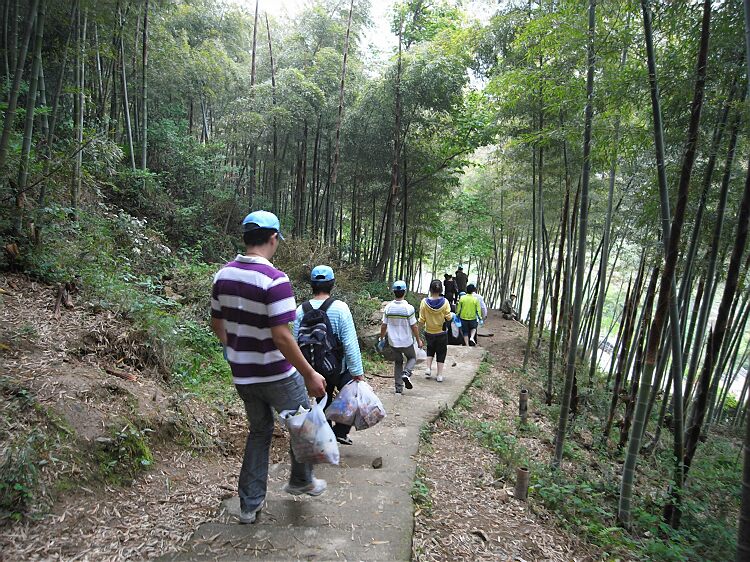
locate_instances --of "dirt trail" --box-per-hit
[413,311,601,561]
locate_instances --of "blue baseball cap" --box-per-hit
[392,280,407,291]
[311,265,335,281]
[242,210,285,240]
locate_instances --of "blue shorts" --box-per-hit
[461,319,478,335]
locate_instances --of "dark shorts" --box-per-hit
[460,319,478,336]
[425,331,448,363]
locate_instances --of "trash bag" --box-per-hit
[280,396,339,465]
[375,337,400,361]
[326,380,358,425]
[450,321,461,339]
[414,342,427,362]
[353,381,386,431]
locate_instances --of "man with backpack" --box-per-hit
[379,280,423,394]
[210,211,327,526]
[294,265,364,446]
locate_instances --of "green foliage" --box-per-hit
[173,320,235,403]
[411,466,433,515]
[95,424,154,486]
[0,431,42,521]
[0,378,75,521]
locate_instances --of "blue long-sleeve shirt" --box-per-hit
[293,298,364,376]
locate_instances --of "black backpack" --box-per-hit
[297,298,343,382]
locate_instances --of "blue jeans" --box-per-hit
[235,373,313,513]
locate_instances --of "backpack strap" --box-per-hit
[302,301,314,314]
[319,297,337,312]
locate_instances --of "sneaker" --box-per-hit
[469,338,476,347]
[283,477,327,497]
[436,375,444,383]
[395,387,403,394]
[425,370,432,379]
[336,435,353,446]
[402,373,413,389]
[239,507,261,524]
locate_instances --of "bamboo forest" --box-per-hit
[2,0,750,560]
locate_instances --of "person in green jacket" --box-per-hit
[456,284,483,346]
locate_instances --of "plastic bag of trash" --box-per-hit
[326,381,358,425]
[353,381,386,431]
[280,395,339,465]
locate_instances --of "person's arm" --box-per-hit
[418,300,426,329]
[456,297,463,317]
[271,324,326,396]
[210,279,228,347]
[292,306,303,339]
[411,323,422,348]
[443,302,453,322]
[211,317,227,346]
[338,304,364,380]
[408,307,422,348]
[266,276,325,396]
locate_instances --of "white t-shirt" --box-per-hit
[382,299,417,348]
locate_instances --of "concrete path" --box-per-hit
[166,346,484,562]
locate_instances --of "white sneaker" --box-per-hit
[436,375,444,383]
[425,369,432,379]
[283,477,327,496]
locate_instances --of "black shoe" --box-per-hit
[402,373,413,389]
[336,435,353,445]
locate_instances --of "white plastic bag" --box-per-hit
[450,321,461,339]
[353,381,386,430]
[280,396,339,465]
[414,342,427,362]
[326,381,358,425]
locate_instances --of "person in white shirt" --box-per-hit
[475,288,488,320]
[379,280,423,394]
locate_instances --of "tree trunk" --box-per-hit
[552,0,595,470]
[140,0,148,169]
[0,0,40,171]
[14,0,45,235]
[71,8,87,217]
[120,6,135,170]
[620,0,710,529]
[374,17,402,280]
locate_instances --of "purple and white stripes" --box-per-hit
[211,255,297,384]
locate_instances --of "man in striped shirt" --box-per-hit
[379,280,423,394]
[210,210,327,525]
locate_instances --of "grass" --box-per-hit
[411,466,433,516]
[413,352,743,561]
[95,423,154,486]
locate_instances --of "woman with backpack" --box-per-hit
[293,265,364,445]
[418,279,454,382]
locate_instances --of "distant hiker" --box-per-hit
[501,293,518,321]
[454,265,468,294]
[456,283,483,346]
[443,273,457,306]
[210,210,328,525]
[419,279,453,382]
[293,265,364,446]
[379,280,423,394]
[474,287,488,321]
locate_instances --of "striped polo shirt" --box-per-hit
[211,255,297,385]
[382,299,417,348]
